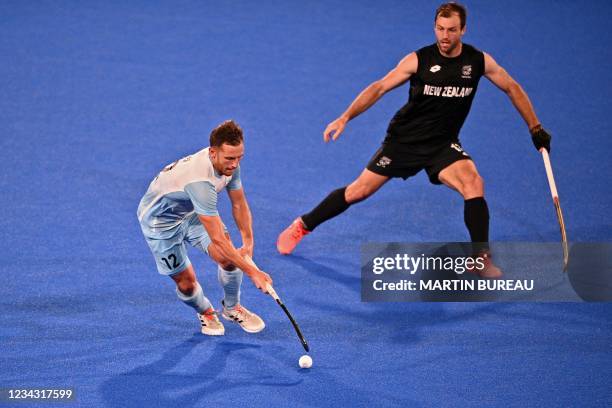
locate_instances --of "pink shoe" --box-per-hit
[277,217,310,255]
[469,251,503,279]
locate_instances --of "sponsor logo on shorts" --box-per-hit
[451,143,470,157]
[461,65,472,78]
[377,156,392,168]
[430,65,441,73]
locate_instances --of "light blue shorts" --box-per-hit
[140,213,224,276]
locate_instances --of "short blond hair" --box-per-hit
[435,2,467,28]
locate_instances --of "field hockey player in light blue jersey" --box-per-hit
[137,120,272,336]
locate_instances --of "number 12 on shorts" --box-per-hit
[161,254,179,269]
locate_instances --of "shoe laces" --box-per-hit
[291,221,306,239]
[229,304,251,320]
[202,310,219,322]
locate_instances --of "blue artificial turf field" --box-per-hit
[1,1,611,406]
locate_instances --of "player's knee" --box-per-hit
[345,184,373,203]
[211,248,236,270]
[176,279,197,296]
[219,261,236,271]
[208,242,237,270]
[462,173,484,197]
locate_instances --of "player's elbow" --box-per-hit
[505,80,522,97]
[232,200,248,212]
[370,80,387,97]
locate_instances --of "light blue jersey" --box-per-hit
[138,147,241,237]
[137,147,241,275]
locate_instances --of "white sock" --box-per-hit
[217,265,243,309]
[176,282,212,314]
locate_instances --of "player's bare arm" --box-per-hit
[323,52,419,142]
[228,188,254,258]
[198,214,271,291]
[483,52,539,129]
[484,52,552,151]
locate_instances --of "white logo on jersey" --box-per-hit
[423,84,473,98]
[462,65,472,78]
[430,65,441,73]
[451,143,470,156]
[377,156,392,168]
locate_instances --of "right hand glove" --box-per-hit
[530,124,552,153]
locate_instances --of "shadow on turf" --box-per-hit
[282,254,361,291]
[100,335,302,407]
[279,253,531,339]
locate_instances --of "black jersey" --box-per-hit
[385,43,485,153]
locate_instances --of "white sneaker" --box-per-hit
[198,308,225,336]
[221,301,265,333]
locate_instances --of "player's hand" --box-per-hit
[249,269,273,293]
[323,116,348,142]
[530,124,552,153]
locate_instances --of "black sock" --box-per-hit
[464,197,489,248]
[301,187,350,231]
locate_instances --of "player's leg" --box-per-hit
[207,239,242,310]
[140,229,224,335]
[437,160,501,278]
[168,263,222,335]
[185,216,243,310]
[304,168,389,228]
[186,216,265,333]
[428,144,501,278]
[206,242,266,333]
[437,159,488,242]
[170,264,210,312]
[277,168,390,254]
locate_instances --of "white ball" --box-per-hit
[298,355,312,369]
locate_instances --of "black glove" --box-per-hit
[530,124,551,153]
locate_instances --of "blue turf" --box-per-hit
[1,1,611,407]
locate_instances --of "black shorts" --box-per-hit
[366,142,473,184]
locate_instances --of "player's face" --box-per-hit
[210,143,244,176]
[434,14,465,56]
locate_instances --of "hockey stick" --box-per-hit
[245,256,310,352]
[540,148,569,271]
